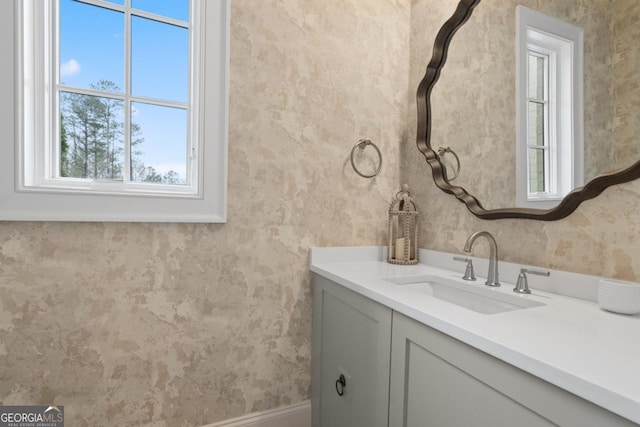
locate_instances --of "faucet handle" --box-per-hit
[514,268,550,294]
[453,256,476,281]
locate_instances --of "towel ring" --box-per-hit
[350,139,382,178]
[437,146,461,181]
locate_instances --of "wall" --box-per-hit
[0,1,410,425]
[407,0,640,281]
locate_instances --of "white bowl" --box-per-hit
[597,279,640,315]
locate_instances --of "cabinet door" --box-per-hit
[389,312,637,427]
[311,275,392,427]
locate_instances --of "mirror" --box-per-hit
[417,0,640,220]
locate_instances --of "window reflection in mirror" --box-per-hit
[515,6,584,209]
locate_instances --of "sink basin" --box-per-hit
[385,275,545,314]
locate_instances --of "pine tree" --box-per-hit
[60,113,70,177]
[60,80,184,185]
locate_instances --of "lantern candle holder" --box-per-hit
[388,184,419,265]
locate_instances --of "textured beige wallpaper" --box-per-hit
[0,1,409,425]
[406,0,640,281]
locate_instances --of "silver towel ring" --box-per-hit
[437,146,461,181]
[350,139,382,178]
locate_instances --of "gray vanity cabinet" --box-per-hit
[311,275,392,427]
[388,312,637,427]
[312,276,637,427]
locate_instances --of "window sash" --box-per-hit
[526,50,551,195]
[40,0,200,194]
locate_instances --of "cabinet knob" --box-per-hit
[335,374,346,396]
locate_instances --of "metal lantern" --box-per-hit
[388,184,419,265]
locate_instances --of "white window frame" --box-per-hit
[1,0,229,222]
[515,5,584,210]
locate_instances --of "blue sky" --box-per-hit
[59,0,190,181]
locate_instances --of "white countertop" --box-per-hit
[309,246,640,425]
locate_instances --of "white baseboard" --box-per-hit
[202,400,311,427]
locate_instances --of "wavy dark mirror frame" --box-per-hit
[417,0,640,221]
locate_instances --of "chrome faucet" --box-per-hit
[463,231,500,287]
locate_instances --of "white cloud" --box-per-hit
[60,59,81,77]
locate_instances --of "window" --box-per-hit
[527,50,549,194]
[515,6,584,209]
[1,0,229,222]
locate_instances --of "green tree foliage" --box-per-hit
[60,80,184,185]
[60,113,69,177]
